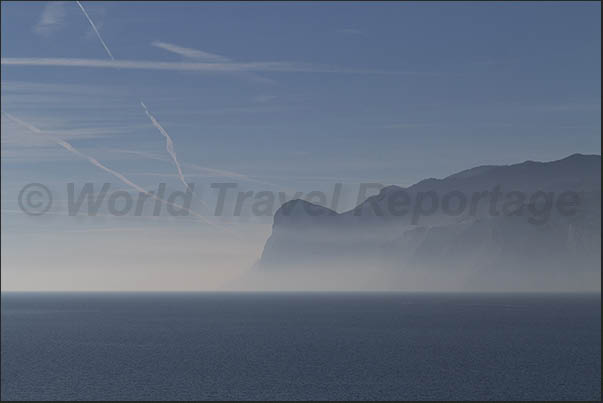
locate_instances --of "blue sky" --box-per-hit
[1,1,600,290]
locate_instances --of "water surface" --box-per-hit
[1,292,600,400]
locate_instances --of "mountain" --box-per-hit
[251,154,601,291]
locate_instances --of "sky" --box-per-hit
[1,1,601,291]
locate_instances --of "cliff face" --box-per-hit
[256,154,601,291]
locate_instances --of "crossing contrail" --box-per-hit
[75,2,199,199]
[75,1,115,60]
[140,101,190,192]
[71,1,280,220]
[1,111,235,234]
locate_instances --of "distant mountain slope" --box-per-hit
[253,154,601,291]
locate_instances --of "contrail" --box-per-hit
[151,41,230,62]
[75,1,115,60]
[2,111,235,234]
[140,101,190,192]
[71,2,283,213]
[139,102,219,212]
[1,57,410,75]
[75,2,199,201]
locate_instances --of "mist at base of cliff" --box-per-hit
[224,261,602,292]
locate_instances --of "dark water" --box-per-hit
[1,293,600,401]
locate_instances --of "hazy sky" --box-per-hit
[1,1,600,290]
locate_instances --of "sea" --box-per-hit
[1,292,600,401]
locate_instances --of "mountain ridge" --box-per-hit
[251,154,601,291]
